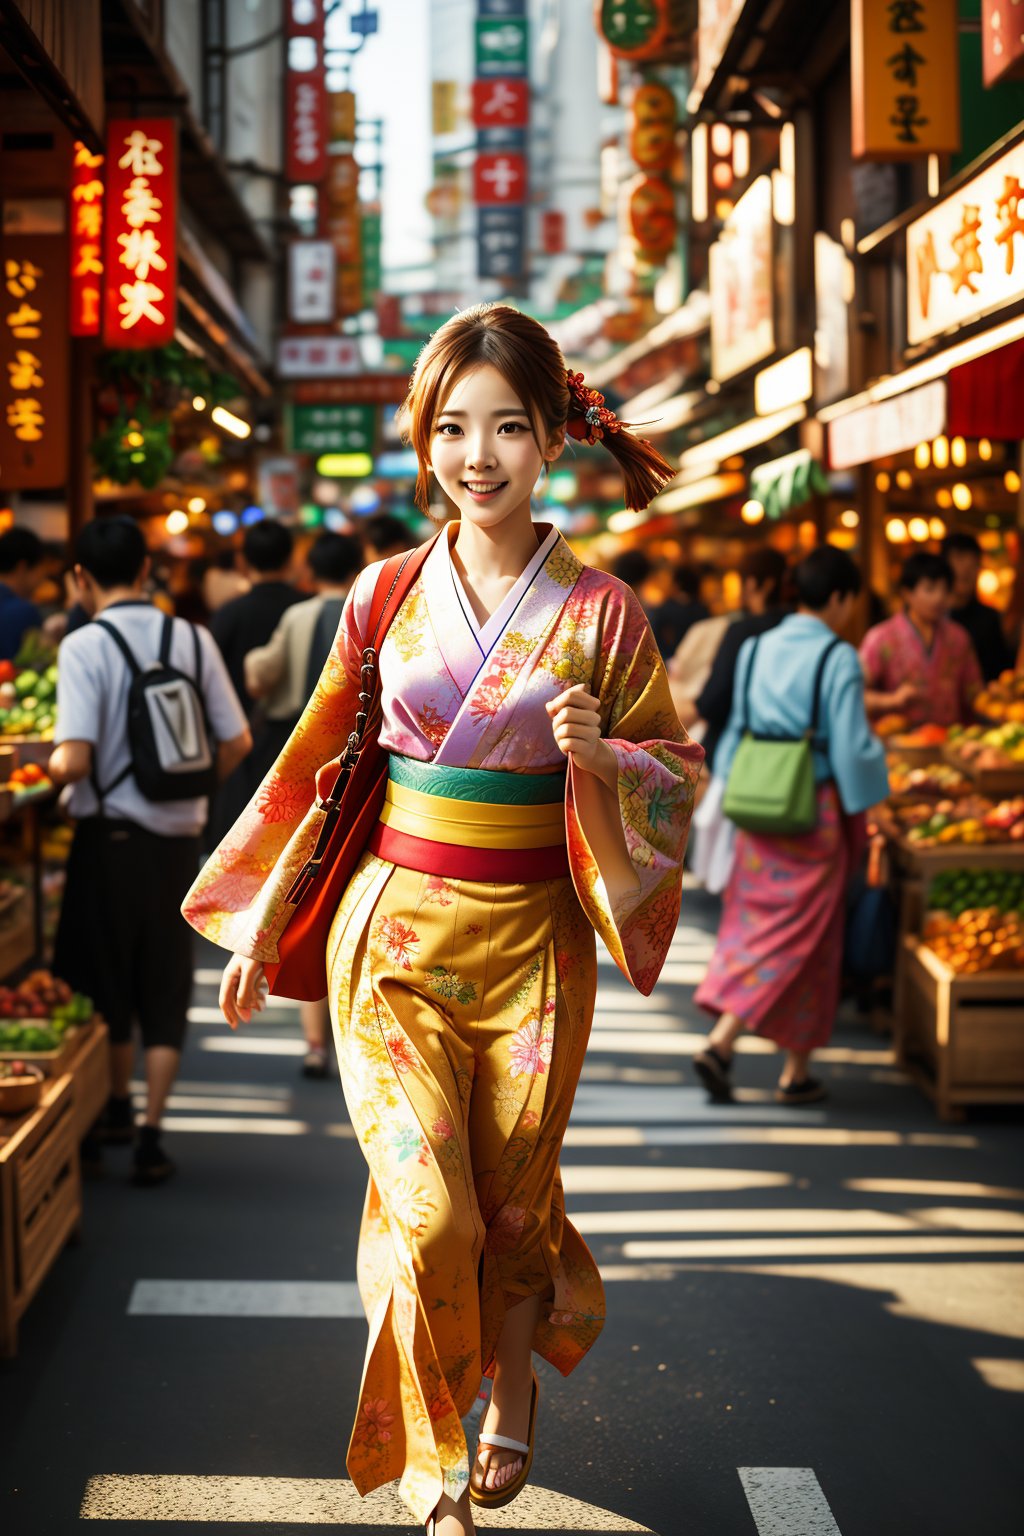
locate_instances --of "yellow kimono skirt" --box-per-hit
[326,757,605,1519]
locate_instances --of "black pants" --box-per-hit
[54,817,200,1051]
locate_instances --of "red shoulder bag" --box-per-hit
[263,538,436,1001]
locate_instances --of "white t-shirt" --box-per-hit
[55,601,248,836]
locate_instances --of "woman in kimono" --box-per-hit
[182,304,704,1536]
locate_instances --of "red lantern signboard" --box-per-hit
[102,118,178,349]
[629,82,676,173]
[982,0,1024,86]
[473,152,527,205]
[70,140,103,336]
[471,79,530,129]
[286,0,328,184]
[627,175,676,263]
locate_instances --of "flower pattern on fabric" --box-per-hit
[426,967,478,1005]
[507,1013,554,1078]
[255,775,309,824]
[384,1032,420,1075]
[423,875,455,905]
[354,1397,395,1448]
[376,915,419,971]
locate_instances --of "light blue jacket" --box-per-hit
[714,613,890,815]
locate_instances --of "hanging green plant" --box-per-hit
[91,407,174,490]
[91,342,240,485]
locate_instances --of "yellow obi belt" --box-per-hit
[366,756,569,882]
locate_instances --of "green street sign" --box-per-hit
[475,17,528,77]
[361,212,383,304]
[286,403,376,456]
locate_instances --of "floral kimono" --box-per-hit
[183,522,703,1522]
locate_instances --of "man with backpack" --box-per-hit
[48,518,251,1185]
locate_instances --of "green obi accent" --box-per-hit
[388,756,565,805]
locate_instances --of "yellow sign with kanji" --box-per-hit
[0,232,68,488]
[851,0,960,160]
[907,137,1024,345]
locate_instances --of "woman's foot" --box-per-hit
[692,1044,733,1101]
[430,1489,474,1534]
[775,1075,827,1105]
[474,1363,534,1494]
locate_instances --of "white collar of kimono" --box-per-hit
[446,522,560,657]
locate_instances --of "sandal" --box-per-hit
[775,1076,827,1105]
[469,1371,538,1509]
[692,1045,734,1101]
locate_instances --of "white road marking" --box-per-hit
[189,1004,300,1025]
[198,1037,309,1056]
[79,1475,654,1529]
[624,1236,1024,1260]
[739,1467,843,1536]
[128,1280,365,1318]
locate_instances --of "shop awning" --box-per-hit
[749,449,830,519]
[947,338,1024,440]
[0,0,104,145]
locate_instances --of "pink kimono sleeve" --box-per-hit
[566,581,705,995]
[180,564,381,961]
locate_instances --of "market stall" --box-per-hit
[875,697,1024,1121]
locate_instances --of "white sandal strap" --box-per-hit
[478,1432,529,1454]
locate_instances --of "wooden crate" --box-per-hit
[878,813,1024,876]
[0,902,34,984]
[66,1019,110,1141]
[0,1073,80,1356]
[895,937,1024,1121]
[0,1025,78,1079]
[942,744,1024,798]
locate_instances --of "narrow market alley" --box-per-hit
[3,890,1022,1536]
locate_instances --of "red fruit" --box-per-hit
[9,1061,25,1076]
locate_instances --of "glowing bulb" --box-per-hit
[914,441,931,470]
[741,499,765,524]
[929,517,947,540]
[908,517,930,542]
[895,470,913,489]
[886,517,909,543]
[936,487,953,509]
[211,405,252,439]
[125,430,144,448]
[192,396,207,411]
[711,122,733,157]
[1005,469,1021,494]
[978,569,1000,599]
[840,509,860,529]
[951,482,972,511]
[165,510,189,536]
[875,472,891,493]
[932,435,950,469]
[951,436,967,467]
[978,438,992,461]
[187,496,207,514]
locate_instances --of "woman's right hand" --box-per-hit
[219,953,268,1030]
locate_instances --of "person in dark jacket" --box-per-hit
[942,531,1013,682]
[649,564,709,659]
[0,527,46,660]
[696,546,789,775]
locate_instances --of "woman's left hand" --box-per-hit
[546,685,616,786]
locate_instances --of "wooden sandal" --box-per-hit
[469,1371,538,1509]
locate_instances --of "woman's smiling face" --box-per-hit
[429,363,563,528]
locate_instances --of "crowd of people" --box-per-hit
[0,508,1017,1181]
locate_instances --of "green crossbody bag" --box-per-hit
[722,634,841,835]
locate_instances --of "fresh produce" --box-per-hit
[947,721,1024,770]
[889,724,949,750]
[7,762,52,791]
[923,868,1024,973]
[0,1022,60,1052]
[894,795,1024,845]
[0,969,91,1024]
[874,713,909,738]
[0,660,57,738]
[975,669,1024,725]
[887,759,970,798]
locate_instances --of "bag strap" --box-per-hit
[808,637,843,739]
[91,618,142,808]
[94,617,142,678]
[740,635,762,734]
[158,612,175,667]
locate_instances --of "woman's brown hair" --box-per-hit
[400,303,675,514]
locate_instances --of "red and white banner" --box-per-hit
[471,79,529,129]
[277,334,362,378]
[286,0,328,183]
[102,118,178,348]
[287,239,336,323]
[70,140,103,336]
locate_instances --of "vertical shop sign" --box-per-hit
[982,1,1024,86]
[473,152,527,204]
[360,208,383,306]
[709,175,775,380]
[102,119,178,348]
[70,141,103,336]
[475,16,528,77]
[851,0,960,160]
[477,207,526,277]
[324,149,362,316]
[596,0,672,62]
[471,78,529,128]
[329,90,356,143]
[287,239,336,323]
[286,0,328,184]
[1,222,68,488]
[906,137,1024,345]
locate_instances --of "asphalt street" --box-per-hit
[2,884,1022,1536]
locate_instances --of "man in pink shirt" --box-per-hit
[860,552,981,728]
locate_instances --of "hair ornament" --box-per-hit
[565,369,622,445]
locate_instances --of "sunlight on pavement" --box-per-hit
[560,1165,792,1195]
[971,1359,1024,1391]
[623,1236,1024,1260]
[845,1178,1024,1200]
[79,1475,655,1529]
[562,1126,979,1148]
